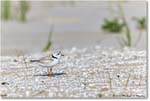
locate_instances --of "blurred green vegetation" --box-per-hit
[1,0,29,22]
[102,1,146,47]
[43,41,52,52]
[1,0,11,20]
[118,3,132,47]
[97,93,103,98]
[102,18,124,33]
[133,17,146,30]
[19,0,30,22]
[133,17,146,46]
[43,24,54,52]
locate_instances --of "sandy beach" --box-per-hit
[0,46,147,98]
[1,1,147,99]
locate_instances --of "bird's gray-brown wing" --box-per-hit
[30,55,53,62]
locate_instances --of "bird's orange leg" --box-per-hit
[48,68,53,77]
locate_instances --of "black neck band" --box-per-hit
[52,55,58,59]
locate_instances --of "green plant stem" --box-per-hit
[98,93,103,98]
[108,73,112,90]
[122,73,131,95]
[109,78,112,90]
[43,24,54,51]
[139,75,142,86]
[125,73,131,89]
[19,0,29,22]
[2,0,11,20]
[118,3,131,47]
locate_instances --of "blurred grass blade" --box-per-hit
[1,0,11,20]
[133,17,146,30]
[43,24,54,52]
[43,41,52,52]
[19,0,29,22]
[118,2,131,47]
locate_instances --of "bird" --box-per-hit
[30,51,64,77]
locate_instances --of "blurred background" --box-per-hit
[1,1,147,56]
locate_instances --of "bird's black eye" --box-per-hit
[57,51,61,55]
[117,74,120,78]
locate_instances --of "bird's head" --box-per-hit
[52,51,64,59]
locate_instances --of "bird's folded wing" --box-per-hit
[30,55,53,62]
[38,55,50,60]
[38,62,52,68]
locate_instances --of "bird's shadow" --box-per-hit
[34,72,66,77]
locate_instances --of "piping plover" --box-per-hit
[31,51,64,77]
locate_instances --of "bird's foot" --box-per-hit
[48,73,53,77]
[48,68,53,77]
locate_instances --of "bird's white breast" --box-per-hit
[50,59,59,67]
[38,59,60,68]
